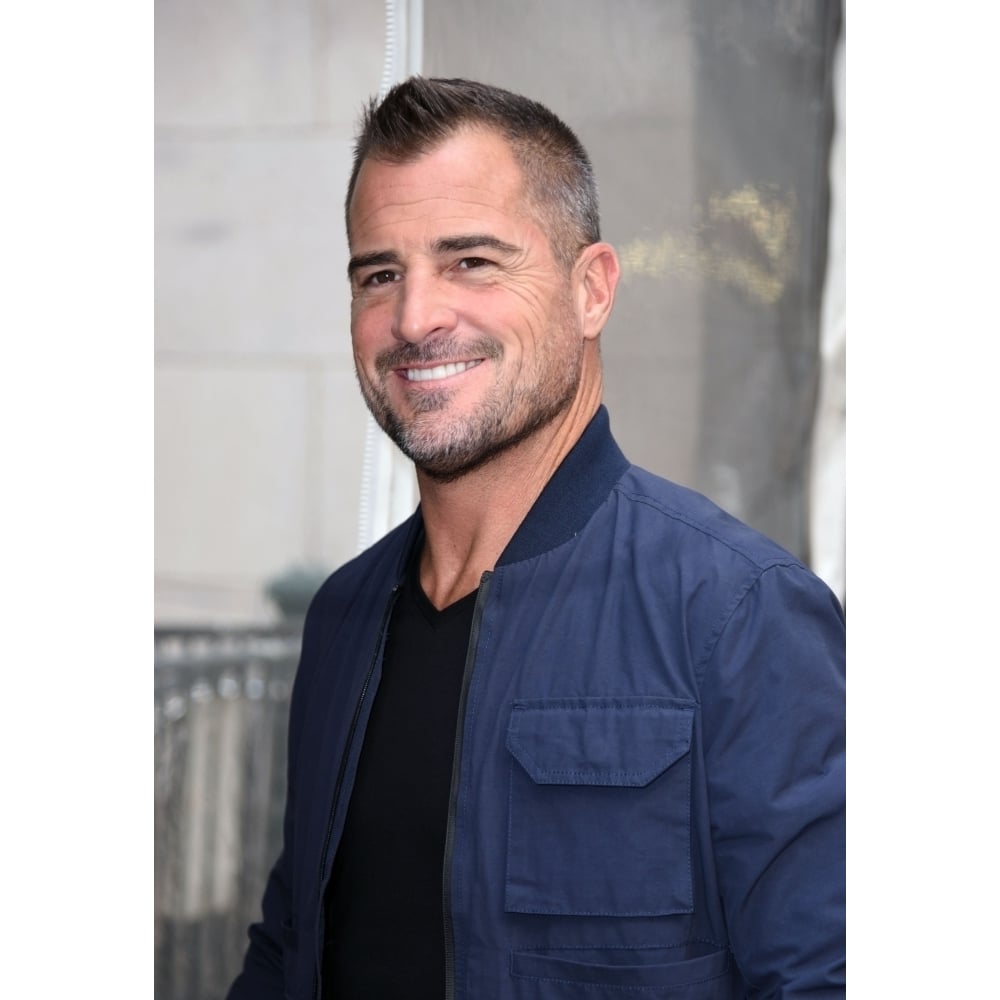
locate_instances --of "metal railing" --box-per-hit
[154,627,301,1000]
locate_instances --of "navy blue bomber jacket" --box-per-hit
[228,406,846,999]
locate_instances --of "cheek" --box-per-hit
[350,312,383,363]
[496,280,566,335]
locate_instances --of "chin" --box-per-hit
[407,409,564,484]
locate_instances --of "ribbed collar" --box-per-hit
[496,405,630,566]
[395,406,630,577]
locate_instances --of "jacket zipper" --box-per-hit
[312,584,401,1000]
[442,571,493,1000]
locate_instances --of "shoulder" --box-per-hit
[613,465,805,575]
[607,465,844,646]
[325,515,415,588]
[296,512,420,660]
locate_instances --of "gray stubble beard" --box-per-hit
[357,332,583,484]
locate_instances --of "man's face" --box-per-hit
[347,128,588,482]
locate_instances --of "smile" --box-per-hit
[402,360,483,382]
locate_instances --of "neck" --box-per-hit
[415,382,601,610]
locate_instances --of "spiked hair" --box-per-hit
[345,76,601,269]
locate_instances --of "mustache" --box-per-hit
[374,337,502,375]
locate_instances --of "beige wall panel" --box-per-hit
[156,358,370,624]
[156,136,355,359]
[156,364,312,623]
[155,0,387,625]
[314,1,391,129]
[155,0,315,129]
[155,0,384,129]
[315,368,373,564]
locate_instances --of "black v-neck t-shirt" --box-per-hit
[321,557,478,998]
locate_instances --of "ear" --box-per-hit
[574,242,620,341]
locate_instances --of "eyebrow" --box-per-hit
[433,234,521,256]
[347,250,401,278]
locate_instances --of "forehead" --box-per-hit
[347,129,533,248]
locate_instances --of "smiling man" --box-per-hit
[348,115,611,463]
[228,77,845,1000]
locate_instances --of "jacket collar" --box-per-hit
[395,405,630,578]
[496,405,630,566]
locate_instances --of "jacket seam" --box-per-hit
[508,941,732,991]
[614,484,801,576]
[694,569,764,689]
[696,562,808,688]
[512,939,727,954]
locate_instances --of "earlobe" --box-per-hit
[577,243,620,341]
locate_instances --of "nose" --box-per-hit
[392,270,457,343]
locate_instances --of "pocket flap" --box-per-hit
[506,698,694,787]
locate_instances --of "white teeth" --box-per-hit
[404,360,482,382]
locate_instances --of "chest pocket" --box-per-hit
[505,698,695,917]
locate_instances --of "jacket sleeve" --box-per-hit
[699,562,845,997]
[225,848,292,999]
[226,578,332,1000]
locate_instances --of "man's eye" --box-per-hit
[363,270,399,287]
[457,257,489,270]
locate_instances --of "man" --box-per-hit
[228,77,845,999]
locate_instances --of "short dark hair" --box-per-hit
[345,76,601,269]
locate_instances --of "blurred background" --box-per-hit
[154,1,844,995]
